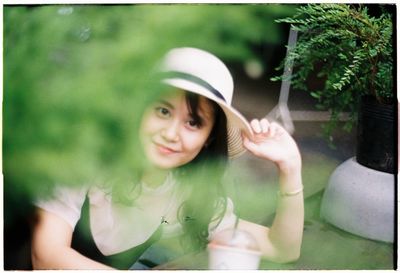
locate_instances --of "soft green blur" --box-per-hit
[3,4,296,205]
[3,4,298,269]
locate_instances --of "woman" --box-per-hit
[31,47,304,269]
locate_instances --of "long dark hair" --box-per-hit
[176,92,229,252]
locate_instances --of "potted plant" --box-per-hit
[272,3,394,173]
[272,3,395,243]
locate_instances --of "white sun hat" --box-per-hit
[159,47,253,158]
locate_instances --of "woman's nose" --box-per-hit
[161,120,180,142]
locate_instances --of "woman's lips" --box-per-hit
[154,142,178,155]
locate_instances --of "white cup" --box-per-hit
[208,243,261,269]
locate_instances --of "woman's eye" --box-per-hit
[187,119,201,128]
[155,107,170,117]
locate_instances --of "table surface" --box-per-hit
[155,192,394,270]
[154,251,300,270]
[154,219,393,269]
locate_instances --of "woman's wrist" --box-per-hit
[278,184,304,197]
[276,153,302,194]
[276,153,302,176]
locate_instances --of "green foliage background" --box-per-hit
[271,4,394,139]
[3,4,297,268]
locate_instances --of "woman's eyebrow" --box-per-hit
[156,99,174,109]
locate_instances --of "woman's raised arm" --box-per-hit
[238,118,304,263]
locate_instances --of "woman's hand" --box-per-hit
[243,118,301,174]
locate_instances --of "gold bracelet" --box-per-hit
[278,185,304,197]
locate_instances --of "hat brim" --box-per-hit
[162,78,253,159]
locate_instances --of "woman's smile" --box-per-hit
[153,141,180,155]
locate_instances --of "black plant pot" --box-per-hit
[356,96,395,173]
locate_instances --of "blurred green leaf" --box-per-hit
[3,3,297,220]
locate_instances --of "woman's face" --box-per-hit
[139,89,216,170]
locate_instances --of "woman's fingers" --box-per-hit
[243,119,297,163]
[260,119,270,134]
[269,122,279,138]
[251,118,270,134]
[242,135,262,157]
[250,118,274,135]
[250,119,262,134]
[249,118,286,141]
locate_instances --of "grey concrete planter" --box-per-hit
[320,157,394,243]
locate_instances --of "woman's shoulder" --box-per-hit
[34,183,90,228]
